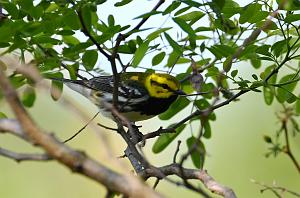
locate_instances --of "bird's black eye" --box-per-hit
[161,84,171,90]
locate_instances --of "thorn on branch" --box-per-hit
[173,140,182,163]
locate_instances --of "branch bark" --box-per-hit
[141,164,237,198]
[0,69,161,198]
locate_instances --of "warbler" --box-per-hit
[50,72,185,122]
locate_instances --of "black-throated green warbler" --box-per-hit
[51,72,185,122]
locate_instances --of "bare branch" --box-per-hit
[0,69,161,198]
[0,147,51,162]
[282,120,300,173]
[144,89,248,140]
[0,118,29,141]
[252,179,300,198]
[141,164,237,198]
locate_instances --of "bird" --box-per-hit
[49,72,185,122]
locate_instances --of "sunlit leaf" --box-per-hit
[163,1,181,15]
[132,40,150,67]
[164,33,183,54]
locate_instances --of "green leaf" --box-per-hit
[159,97,190,120]
[277,0,300,10]
[194,99,210,110]
[231,70,238,78]
[263,86,274,105]
[63,35,80,46]
[95,0,107,5]
[2,3,19,19]
[173,17,196,37]
[260,65,277,82]
[134,11,162,19]
[28,6,43,19]
[179,0,203,7]
[163,1,181,15]
[164,32,183,54]
[147,27,172,41]
[22,87,36,108]
[64,10,81,30]
[81,5,92,32]
[152,124,186,153]
[18,0,33,10]
[0,112,8,118]
[240,3,268,24]
[177,11,205,21]
[186,136,205,169]
[208,45,235,59]
[203,121,211,138]
[221,0,240,18]
[250,56,262,69]
[173,17,195,35]
[31,36,60,45]
[223,56,233,72]
[152,52,166,66]
[114,0,133,7]
[9,75,26,89]
[256,45,272,57]
[271,39,289,57]
[276,74,298,103]
[108,15,115,27]
[285,14,300,23]
[214,18,239,35]
[82,50,98,71]
[132,40,150,67]
[174,6,192,16]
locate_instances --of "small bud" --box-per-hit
[263,135,272,144]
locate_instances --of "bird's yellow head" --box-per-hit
[144,73,181,98]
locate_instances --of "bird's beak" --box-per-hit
[174,89,186,96]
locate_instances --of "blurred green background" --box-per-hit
[1,81,299,197]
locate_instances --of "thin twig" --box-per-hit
[252,179,300,198]
[153,178,160,189]
[63,112,99,143]
[97,123,118,131]
[173,140,181,163]
[0,147,51,162]
[282,121,300,173]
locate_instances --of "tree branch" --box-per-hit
[141,164,237,198]
[144,89,248,139]
[0,69,161,198]
[0,147,51,162]
[282,121,300,173]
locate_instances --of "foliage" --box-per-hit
[0,0,300,196]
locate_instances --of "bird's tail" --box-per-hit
[48,77,92,98]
